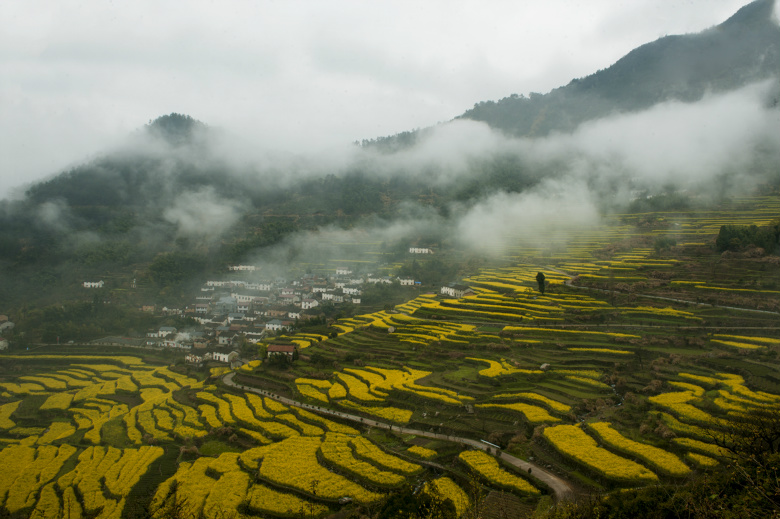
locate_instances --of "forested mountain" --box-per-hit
[0,1,778,308]
[366,0,780,149]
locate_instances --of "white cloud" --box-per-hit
[0,0,752,198]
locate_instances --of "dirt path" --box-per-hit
[223,372,575,501]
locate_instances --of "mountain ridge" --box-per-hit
[362,0,779,150]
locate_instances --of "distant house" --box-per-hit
[91,336,144,347]
[229,265,256,271]
[409,247,433,254]
[441,283,470,298]
[398,278,415,286]
[216,296,238,314]
[267,344,296,361]
[265,319,292,332]
[158,326,177,337]
[301,298,319,310]
[195,304,209,314]
[83,281,105,288]
[185,354,203,365]
[0,339,8,351]
[212,351,239,363]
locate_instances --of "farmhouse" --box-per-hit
[398,278,415,286]
[267,344,296,361]
[211,351,239,363]
[229,265,256,271]
[301,298,319,310]
[83,280,105,288]
[441,283,470,298]
[158,326,177,337]
[409,247,433,254]
[265,319,292,332]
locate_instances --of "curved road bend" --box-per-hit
[223,372,574,501]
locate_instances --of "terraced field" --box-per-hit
[1,194,779,517]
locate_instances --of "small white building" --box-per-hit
[83,281,105,288]
[398,278,415,286]
[409,247,433,254]
[342,286,362,296]
[212,351,239,363]
[265,319,292,332]
[441,283,471,298]
[229,265,257,271]
[301,298,319,310]
[335,267,352,276]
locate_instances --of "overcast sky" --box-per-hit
[0,0,764,198]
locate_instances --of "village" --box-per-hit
[83,247,469,369]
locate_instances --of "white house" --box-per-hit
[229,265,257,271]
[441,283,470,298]
[83,281,105,288]
[212,351,239,363]
[185,354,203,364]
[398,278,415,286]
[342,286,362,296]
[301,298,319,310]
[265,319,292,332]
[0,339,8,351]
[409,247,433,254]
[158,326,177,337]
[335,267,352,276]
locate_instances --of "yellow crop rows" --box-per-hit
[425,477,470,517]
[458,450,539,494]
[320,433,405,486]
[408,445,437,459]
[543,425,658,482]
[467,357,542,377]
[476,403,560,423]
[351,436,421,475]
[0,401,20,429]
[492,392,571,412]
[588,422,690,476]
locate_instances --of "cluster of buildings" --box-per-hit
[138,266,420,355]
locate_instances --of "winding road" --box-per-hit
[222,372,574,501]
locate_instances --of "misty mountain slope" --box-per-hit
[362,0,779,149]
[2,3,779,308]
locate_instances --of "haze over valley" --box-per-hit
[0,2,779,518]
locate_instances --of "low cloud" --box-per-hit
[454,179,602,256]
[163,187,246,241]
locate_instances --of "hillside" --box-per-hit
[365,0,780,149]
[0,0,778,309]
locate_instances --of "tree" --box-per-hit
[536,272,546,294]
